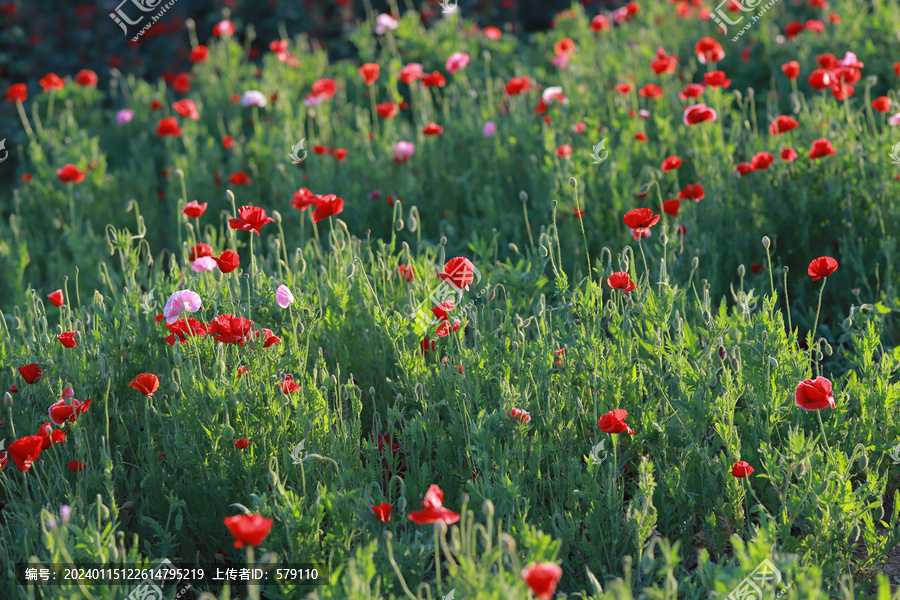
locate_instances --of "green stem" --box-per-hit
[811,277,827,348]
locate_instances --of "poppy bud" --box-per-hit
[330,374,337,386]
[538,245,549,257]
[767,356,778,369]
[186,17,195,29]
[3,392,12,407]
[875,505,885,521]
[762,236,771,249]
[407,216,417,231]
[823,341,833,356]
[440,236,447,246]
[267,470,279,487]
[568,177,577,188]
[737,265,745,277]
[660,232,668,246]
[761,330,768,341]
[519,191,528,203]
[816,350,824,361]
[842,318,852,331]
[511,341,519,351]
[717,347,727,361]
[174,168,184,179]
[731,358,739,371]
[518,331,525,343]
[394,219,404,231]
[850,524,861,542]
[702,310,711,322]
[226,189,235,204]
[368,387,376,396]
[858,452,868,470]
[221,425,234,440]
[509,243,519,253]
[691,257,699,270]
[395,393,403,402]
[483,499,494,518]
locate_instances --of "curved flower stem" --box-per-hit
[811,277,827,350]
[385,532,418,600]
[816,410,832,455]
[434,524,443,597]
[637,238,649,284]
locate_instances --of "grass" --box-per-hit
[3,0,900,598]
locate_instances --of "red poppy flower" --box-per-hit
[236,366,250,377]
[172,73,191,93]
[662,199,681,217]
[678,84,704,100]
[8,435,44,472]
[638,83,663,99]
[67,460,86,472]
[372,502,392,523]
[376,102,398,118]
[694,37,724,64]
[189,243,213,262]
[872,96,892,113]
[164,318,208,345]
[735,162,754,176]
[398,264,414,282]
[781,61,800,80]
[795,376,835,410]
[623,208,660,233]
[807,256,838,280]
[182,201,207,218]
[784,21,805,39]
[224,514,273,549]
[808,138,835,159]
[607,271,637,293]
[816,53,838,69]
[311,79,338,100]
[291,188,320,212]
[574,208,585,219]
[483,26,502,40]
[634,132,648,142]
[423,122,444,136]
[75,69,98,87]
[439,257,476,290]
[209,314,253,345]
[683,103,717,125]
[35,421,64,449]
[189,45,209,63]
[39,73,65,92]
[505,76,532,96]
[650,47,678,75]
[750,152,774,171]
[279,377,300,394]
[678,184,705,201]
[229,205,274,235]
[731,461,754,478]
[828,13,840,23]
[172,99,199,121]
[557,144,572,158]
[597,409,635,434]
[408,484,460,524]
[506,408,532,423]
[214,250,240,273]
[751,264,763,274]
[150,99,162,111]
[47,289,65,307]
[260,328,281,347]
[781,147,798,161]
[156,116,182,137]
[359,63,380,85]
[614,82,635,95]
[769,115,799,135]
[422,71,446,88]
[553,37,575,56]
[47,396,91,426]
[590,14,610,32]
[806,19,824,32]
[213,19,235,37]
[235,438,250,449]
[521,563,563,600]
[57,164,85,184]
[661,156,682,172]
[703,70,731,88]
[334,148,346,161]
[229,171,252,186]
[129,373,160,396]
[18,363,43,384]
[807,69,833,90]
[57,331,78,348]
[420,337,436,355]
[311,194,344,224]
[6,83,27,102]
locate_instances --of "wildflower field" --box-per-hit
[4,0,900,598]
